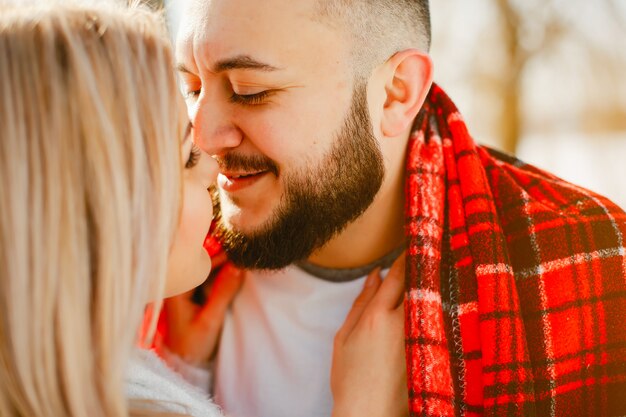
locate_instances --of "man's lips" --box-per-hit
[217,170,270,192]
[221,170,265,179]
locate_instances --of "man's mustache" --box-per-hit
[215,153,279,176]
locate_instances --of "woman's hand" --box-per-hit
[331,253,408,417]
[161,262,244,365]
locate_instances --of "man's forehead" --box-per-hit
[176,0,337,69]
[179,0,319,39]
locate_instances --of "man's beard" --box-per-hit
[213,82,385,270]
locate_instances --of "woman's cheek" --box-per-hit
[181,180,213,249]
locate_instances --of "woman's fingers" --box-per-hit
[196,264,244,334]
[330,253,409,417]
[372,251,406,310]
[162,263,244,363]
[336,267,382,342]
[337,252,407,343]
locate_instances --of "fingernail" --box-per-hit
[365,268,380,286]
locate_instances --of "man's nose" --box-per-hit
[190,89,243,156]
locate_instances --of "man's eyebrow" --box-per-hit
[175,56,280,75]
[213,55,280,72]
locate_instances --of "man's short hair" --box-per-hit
[314,0,431,77]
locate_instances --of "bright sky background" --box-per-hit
[430,0,626,207]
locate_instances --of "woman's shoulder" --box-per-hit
[126,348,223,417]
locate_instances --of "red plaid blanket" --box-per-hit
[405,84,626,416]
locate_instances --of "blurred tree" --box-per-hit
[433,0,626,153]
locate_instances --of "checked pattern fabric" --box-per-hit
[404,84,626,416]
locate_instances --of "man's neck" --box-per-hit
[306,144,407,269]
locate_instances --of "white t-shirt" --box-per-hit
[213,265,373,417]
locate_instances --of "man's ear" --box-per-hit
[380,49,433,138]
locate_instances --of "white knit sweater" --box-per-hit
[126,348,223,417]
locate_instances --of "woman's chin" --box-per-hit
[163,252,212,298]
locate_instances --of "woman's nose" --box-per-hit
[204,151,219,187]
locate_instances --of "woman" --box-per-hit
[0,2,407,417]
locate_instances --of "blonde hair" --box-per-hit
[0,2,186,416]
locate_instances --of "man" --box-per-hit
[169,0,626,416]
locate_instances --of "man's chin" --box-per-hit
[218,192,280,232]
[214,214,315,271]
[219,212,271,238]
